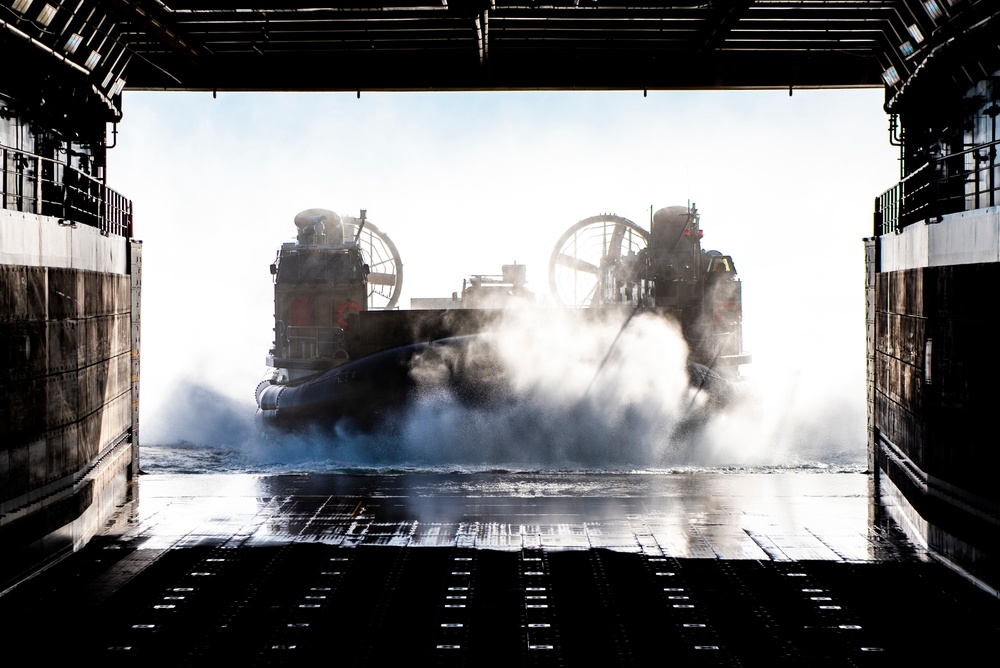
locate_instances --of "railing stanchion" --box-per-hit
[0,142,131,234]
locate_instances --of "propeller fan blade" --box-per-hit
[367,272,396,286]
[555,253,599,274]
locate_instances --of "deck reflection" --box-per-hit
[8,470,996,665]
[129,471,917,563]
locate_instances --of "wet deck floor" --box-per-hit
[3,471,997,665]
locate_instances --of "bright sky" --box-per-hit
[110,88,899,454]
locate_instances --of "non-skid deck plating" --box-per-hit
[2,471,995,665]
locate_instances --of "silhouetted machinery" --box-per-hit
[257,204,747,431]
[549,204,750,376]
[257,207,524,430]
[257,207,425,429]
[263,208,402,384]
[459,263,535,308]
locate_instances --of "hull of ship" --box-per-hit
[0,210,140,589]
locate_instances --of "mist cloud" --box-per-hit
[143,305,864,473]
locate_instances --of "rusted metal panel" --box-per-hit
[873,262,998,510]
[47,267,82,320]
[0,264,135,505]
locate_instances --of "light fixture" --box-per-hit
[36,3,56,27]
[907,24,924,44]
[84,50,101,70]
[882,67,902,86]
[921,0,944,21]
[64,33,82,54]
[11,0,32,15]
[900,41,915,57]
[110,78,126,97]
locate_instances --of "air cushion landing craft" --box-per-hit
[256,205,749,432]
[549,204,750,377]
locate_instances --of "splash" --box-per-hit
[142,306,865,473]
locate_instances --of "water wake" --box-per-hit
[141,308,864,474]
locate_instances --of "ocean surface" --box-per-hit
[141,324,867,478]
[139,398,868,477]
[142,441,867,477]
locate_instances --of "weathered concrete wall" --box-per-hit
[0,209,138,587]
[869,207,999,592]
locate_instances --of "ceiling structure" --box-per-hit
[3,1,999,106]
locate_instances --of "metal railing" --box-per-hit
[874,162,937,235]
[875,139,999,236]
[281,324,349,360]
[1,144,132,237]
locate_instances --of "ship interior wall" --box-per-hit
[871,68,1000,593]
[0,79,136,588]
[872,262,997,586]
